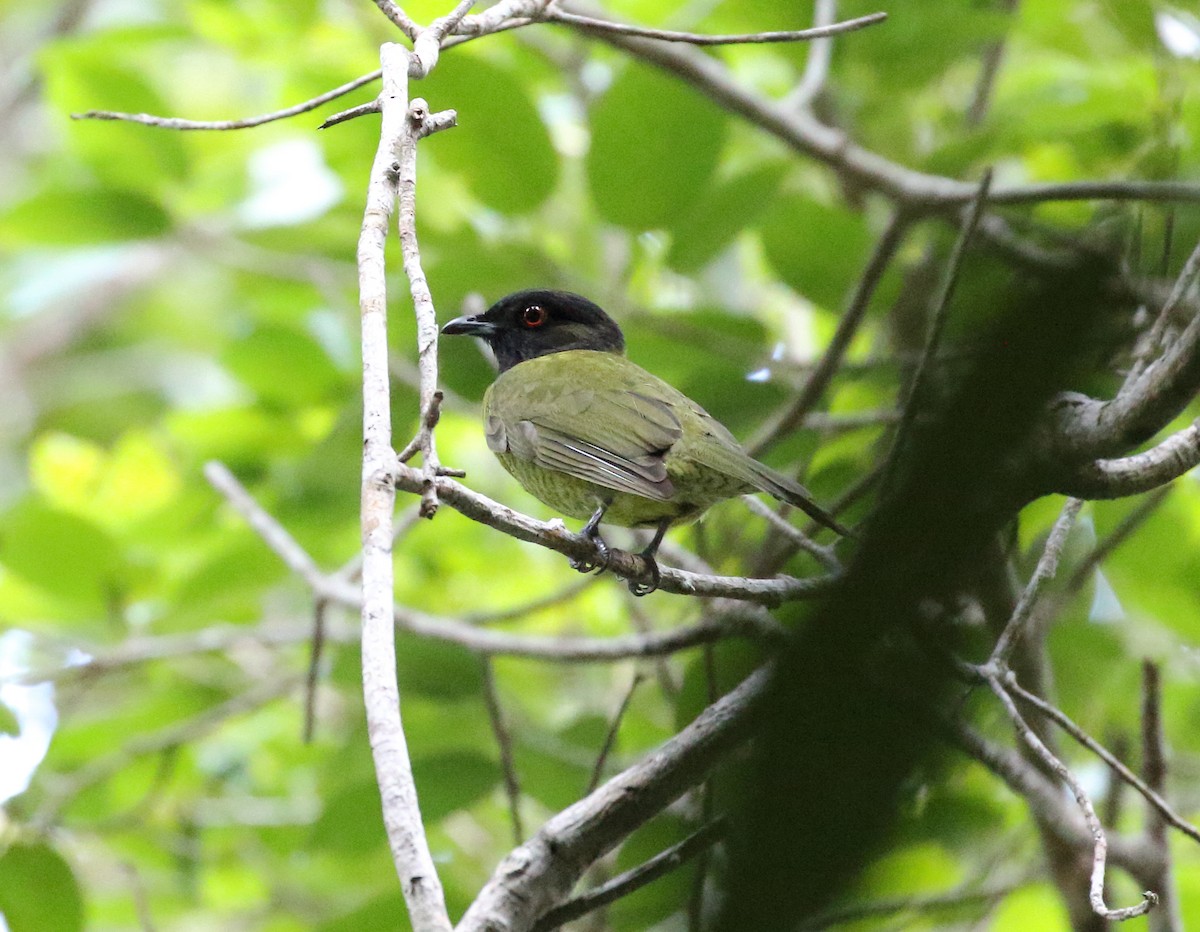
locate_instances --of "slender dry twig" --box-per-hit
[880,169,993,498]
[742,496,841,572]
[394,99,460,517]
[33,675,298,830]
[585,673,644,795]
[1005,676,1200,847]
[464,577,597,625]
[1065,487,1172,594]
[965,0,1019,127]
[390,462,840,604]
[942,715,1154,876]
[303,599,328,744]
[357,42,451,932]
[786,0,840,110]
[749,209,911,457]
[372,0,421,39]
[546,7,887,46]
[481,657,525,844]
[987,497,1083,668]
[73,69,384,130]
[1141,661,1183,932]
[796,876,1030,930]
[591,27,1200,213]
[319,99,381,129]
[1125,237,1200,388]
[532,818,728,931]
[801,408,899,433]
[988,675,1157,921]
[411,0,478,76]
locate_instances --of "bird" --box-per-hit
[442,289,851,595]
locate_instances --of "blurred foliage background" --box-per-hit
[0,0,1198,929]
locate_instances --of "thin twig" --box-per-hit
[585,673,644,795]
[412,0,479,75]
[796,876,1031,930]
[464,577,597,625]
[1126,237,1200,388]
[481,657,525,844]
[986,674,1158,922]
[1141,661,1183,932]
[73,69,383,130]
[391,461,841,605]
[395,99,460,518]
[965,0,1019,127]
[748,210,911,457]
[533,818,728,931]
[319,99,382,130]
[786,0,840,110]
[303,599,327,744]
[742,496,841,572]
[372,0,421,40]
[13,603,788,691]
[592,28,1200,212]
[1066,487,1172,594]
[546,7,886,46]
[34,675,298,830]
[802,408,900,433]
[987,497,1083,668]
[204,461,325,589]
[880,169,993,498]
[1005,675,1200,847]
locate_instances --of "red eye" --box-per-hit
[522,305,548,327]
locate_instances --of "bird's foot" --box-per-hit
[570,529,611,575]
[627,549,662,597]
[571,503,612,575]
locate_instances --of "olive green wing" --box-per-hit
[485,360,684,502]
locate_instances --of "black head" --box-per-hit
[441,290,625,372]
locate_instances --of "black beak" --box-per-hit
[442,315,497,338]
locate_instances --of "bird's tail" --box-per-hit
[751,462,854,538]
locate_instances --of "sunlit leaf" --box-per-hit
[0,842,84,932]
[588,61,728,229]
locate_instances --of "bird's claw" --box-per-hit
[570,536,610,575]
[627,550,662,597]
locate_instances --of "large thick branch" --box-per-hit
[1048,308,1200,464]
[1054,420,1200,499]
[456,666,771,932]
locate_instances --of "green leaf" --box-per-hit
[423,53,558,215]
[318,893,410,932]
[40,40,189,191]
[759,194,874,309]
[310,780,389,854]
[0,188,171,246]
[0,499,124,612]
[0,841,84,932]
[411,751,499,822]
[222,325,345,407]
[588,62,728,229]
[395,634,485,701]
[0,701,19,736]
[667,163,788,272]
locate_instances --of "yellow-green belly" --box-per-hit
[495,451,750,528]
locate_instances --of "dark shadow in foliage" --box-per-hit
[716,255,1117,930]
